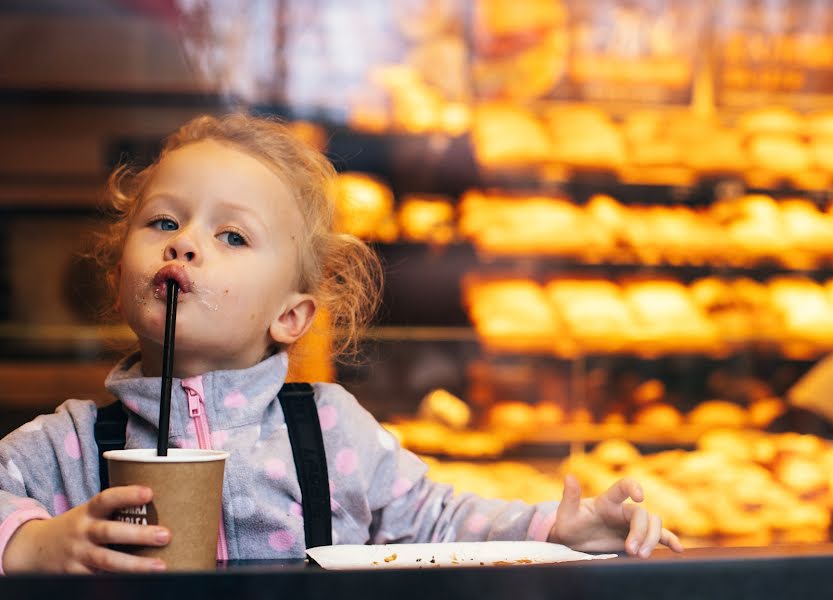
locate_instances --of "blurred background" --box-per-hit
[4,0,833,548]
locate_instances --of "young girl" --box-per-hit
[0,114,682,574]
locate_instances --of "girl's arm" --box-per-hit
[316,384,559,544]
[0,400,169,573]
[0,403,97,573]
[317,385,680,555]
[368,456,561,544]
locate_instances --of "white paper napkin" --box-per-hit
[307,541,617,570]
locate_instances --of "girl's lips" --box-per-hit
[152,264,193,294]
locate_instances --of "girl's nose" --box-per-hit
[163,232,200,263]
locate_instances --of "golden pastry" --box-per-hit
[687,400,748,428]
[544,278,638,353]
[592,439,641,468]
[333,172,397,241]
[535,401,565,427]
[417,389,472,430]
[462,276,564,354]
[746,133,811,173]
[696,428,755,462]
[546,105,625,168]
[633,379,665,405]
[623,280,719,355]
[737,107,804,136]
[747,397,786,428]
[471,104,552,166]
[485,400,538,433]
[398,195,455,244]
[773,455,828,497]
[633,403,684,429]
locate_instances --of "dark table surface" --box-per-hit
[3,544,833,600]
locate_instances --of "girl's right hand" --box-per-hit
[3,486,170,574]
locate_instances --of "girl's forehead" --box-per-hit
[156,139,273,177]
[136,141,303,228]
[147,141,293,199]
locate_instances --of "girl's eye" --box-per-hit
[218,231,248,247]
[152,218,178,231]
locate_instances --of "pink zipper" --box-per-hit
[183,381,229,562]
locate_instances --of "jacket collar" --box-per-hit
[104,351,290,438]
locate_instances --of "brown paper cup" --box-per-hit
[104,448,229,571]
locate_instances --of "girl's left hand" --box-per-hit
[547,474,684,558]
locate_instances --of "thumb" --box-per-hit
[556,474,582,520]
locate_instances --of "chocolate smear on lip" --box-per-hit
[153,265,192,293]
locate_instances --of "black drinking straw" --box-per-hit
[157,279,179,456]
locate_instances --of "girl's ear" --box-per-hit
[269,294,317,345]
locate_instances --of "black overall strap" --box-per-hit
[278,382,333,548]
[94,400,129,490]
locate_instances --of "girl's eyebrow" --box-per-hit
[139,192,180,211]
[215,200,269,234]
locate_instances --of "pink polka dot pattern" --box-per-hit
[335,448,358,476]
[391,477,413,499]
[177,438,197,449]
[317,405,338,431]
[210,430,229,449]
[466,513,489,534]
[224,391,247,409]
[63,432,81,460]
[268,529,295,552]
[53,494,70,515]
[265,458,287,479]
[289,502,303,518]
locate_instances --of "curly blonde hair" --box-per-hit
[92,113,382,361]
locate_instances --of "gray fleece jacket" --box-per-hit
[0,352,558,570]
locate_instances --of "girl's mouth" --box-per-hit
[152,264,193,296]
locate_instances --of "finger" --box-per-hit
[556,474,582,520]
[83,545,166,573]
[623,505,649,556]
[603,478,644,506]
[636,514,663,558]
[89,519,170,548]
[66,561,95,575]
[88,486,153,518]
[661,528,684,553]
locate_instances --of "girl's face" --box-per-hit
[118,139,316,377]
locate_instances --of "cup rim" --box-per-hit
[103,448,230,463]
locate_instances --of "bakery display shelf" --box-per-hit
[329,122,833,201]
[477,167,833,204]
[472,343,827,365]
[372,241,833,281]
[327,124,833,203]
[514,422,708,450]
[403,423,706,463]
